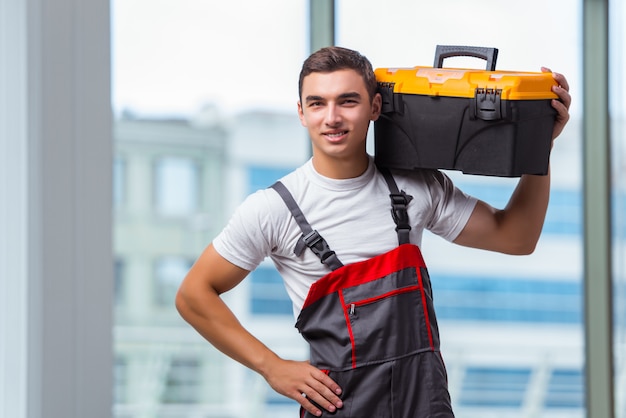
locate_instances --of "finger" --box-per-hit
[550,96,570,139]
[541,67,570,95]
[551,71,570,92]
[540,67,570,95]
[552,98,570,122]
[300,394,337,416]
[304,373,343,412]
[298,368,343,413]
[298,395,323,417]
[311,368,342,396]
[552,85,572,110]
[304,385,343,414]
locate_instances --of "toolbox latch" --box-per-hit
[378,82,404,115]
[472,88,504,121]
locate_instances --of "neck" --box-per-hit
[311,154,370,179]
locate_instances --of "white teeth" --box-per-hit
[326,131,346,138]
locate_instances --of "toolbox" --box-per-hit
[373,45,558,177]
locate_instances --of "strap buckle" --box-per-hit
[302,230,338,264]
[389,191,413,244]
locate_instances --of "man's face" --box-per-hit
[298,69,381,165]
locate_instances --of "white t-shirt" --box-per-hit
[213,156,477,317]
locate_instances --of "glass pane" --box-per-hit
[611,0,626,416]
[111,1,309,417]
[154,257,193,307]
[337,1,583,417]
[154,157,199,217]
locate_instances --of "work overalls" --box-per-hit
[271,168,455,418]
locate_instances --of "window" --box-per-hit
[161,357,201,404]
[545,369,584,409]
[458,367,531,408]
[250,266,293,315]
[113,357,128,404]
[154,157,200,217]
[248,165,294,194]
[433,275,581,324]
[458,183,582,236]
[154,257,193,307]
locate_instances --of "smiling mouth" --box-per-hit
[324,131,348,139]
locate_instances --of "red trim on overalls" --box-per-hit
[338,290,357,369]
[416,268,435,350]
[302,244,427,309]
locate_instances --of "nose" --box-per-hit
[324,103,341,126]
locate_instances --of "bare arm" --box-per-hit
[175,243,343,416]
[454,70,571,254]
[454,172,551,254]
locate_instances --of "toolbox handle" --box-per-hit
[434,45,499,71]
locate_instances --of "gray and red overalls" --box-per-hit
[271,167,455,418]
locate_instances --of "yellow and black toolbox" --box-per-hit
[374,45,558,177]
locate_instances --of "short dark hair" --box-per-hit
[298,46,378,102]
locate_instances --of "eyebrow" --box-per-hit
[304,92,362,103]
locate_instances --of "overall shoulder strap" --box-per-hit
[377,166,413,245]
[270,181,344,271]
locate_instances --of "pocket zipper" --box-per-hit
[345,285,422,315]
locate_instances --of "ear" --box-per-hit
[370,93,382,121]
[297,101,307,127]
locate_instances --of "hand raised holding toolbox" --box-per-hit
[545,69,571,140]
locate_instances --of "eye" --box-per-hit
[308,101,324,108]
[341,98,359,106]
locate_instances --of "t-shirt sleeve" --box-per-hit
[212,190,279,272]
[424,170,478,242]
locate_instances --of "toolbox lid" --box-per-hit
[375,66,558,100]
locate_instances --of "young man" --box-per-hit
[176,46,571,417]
